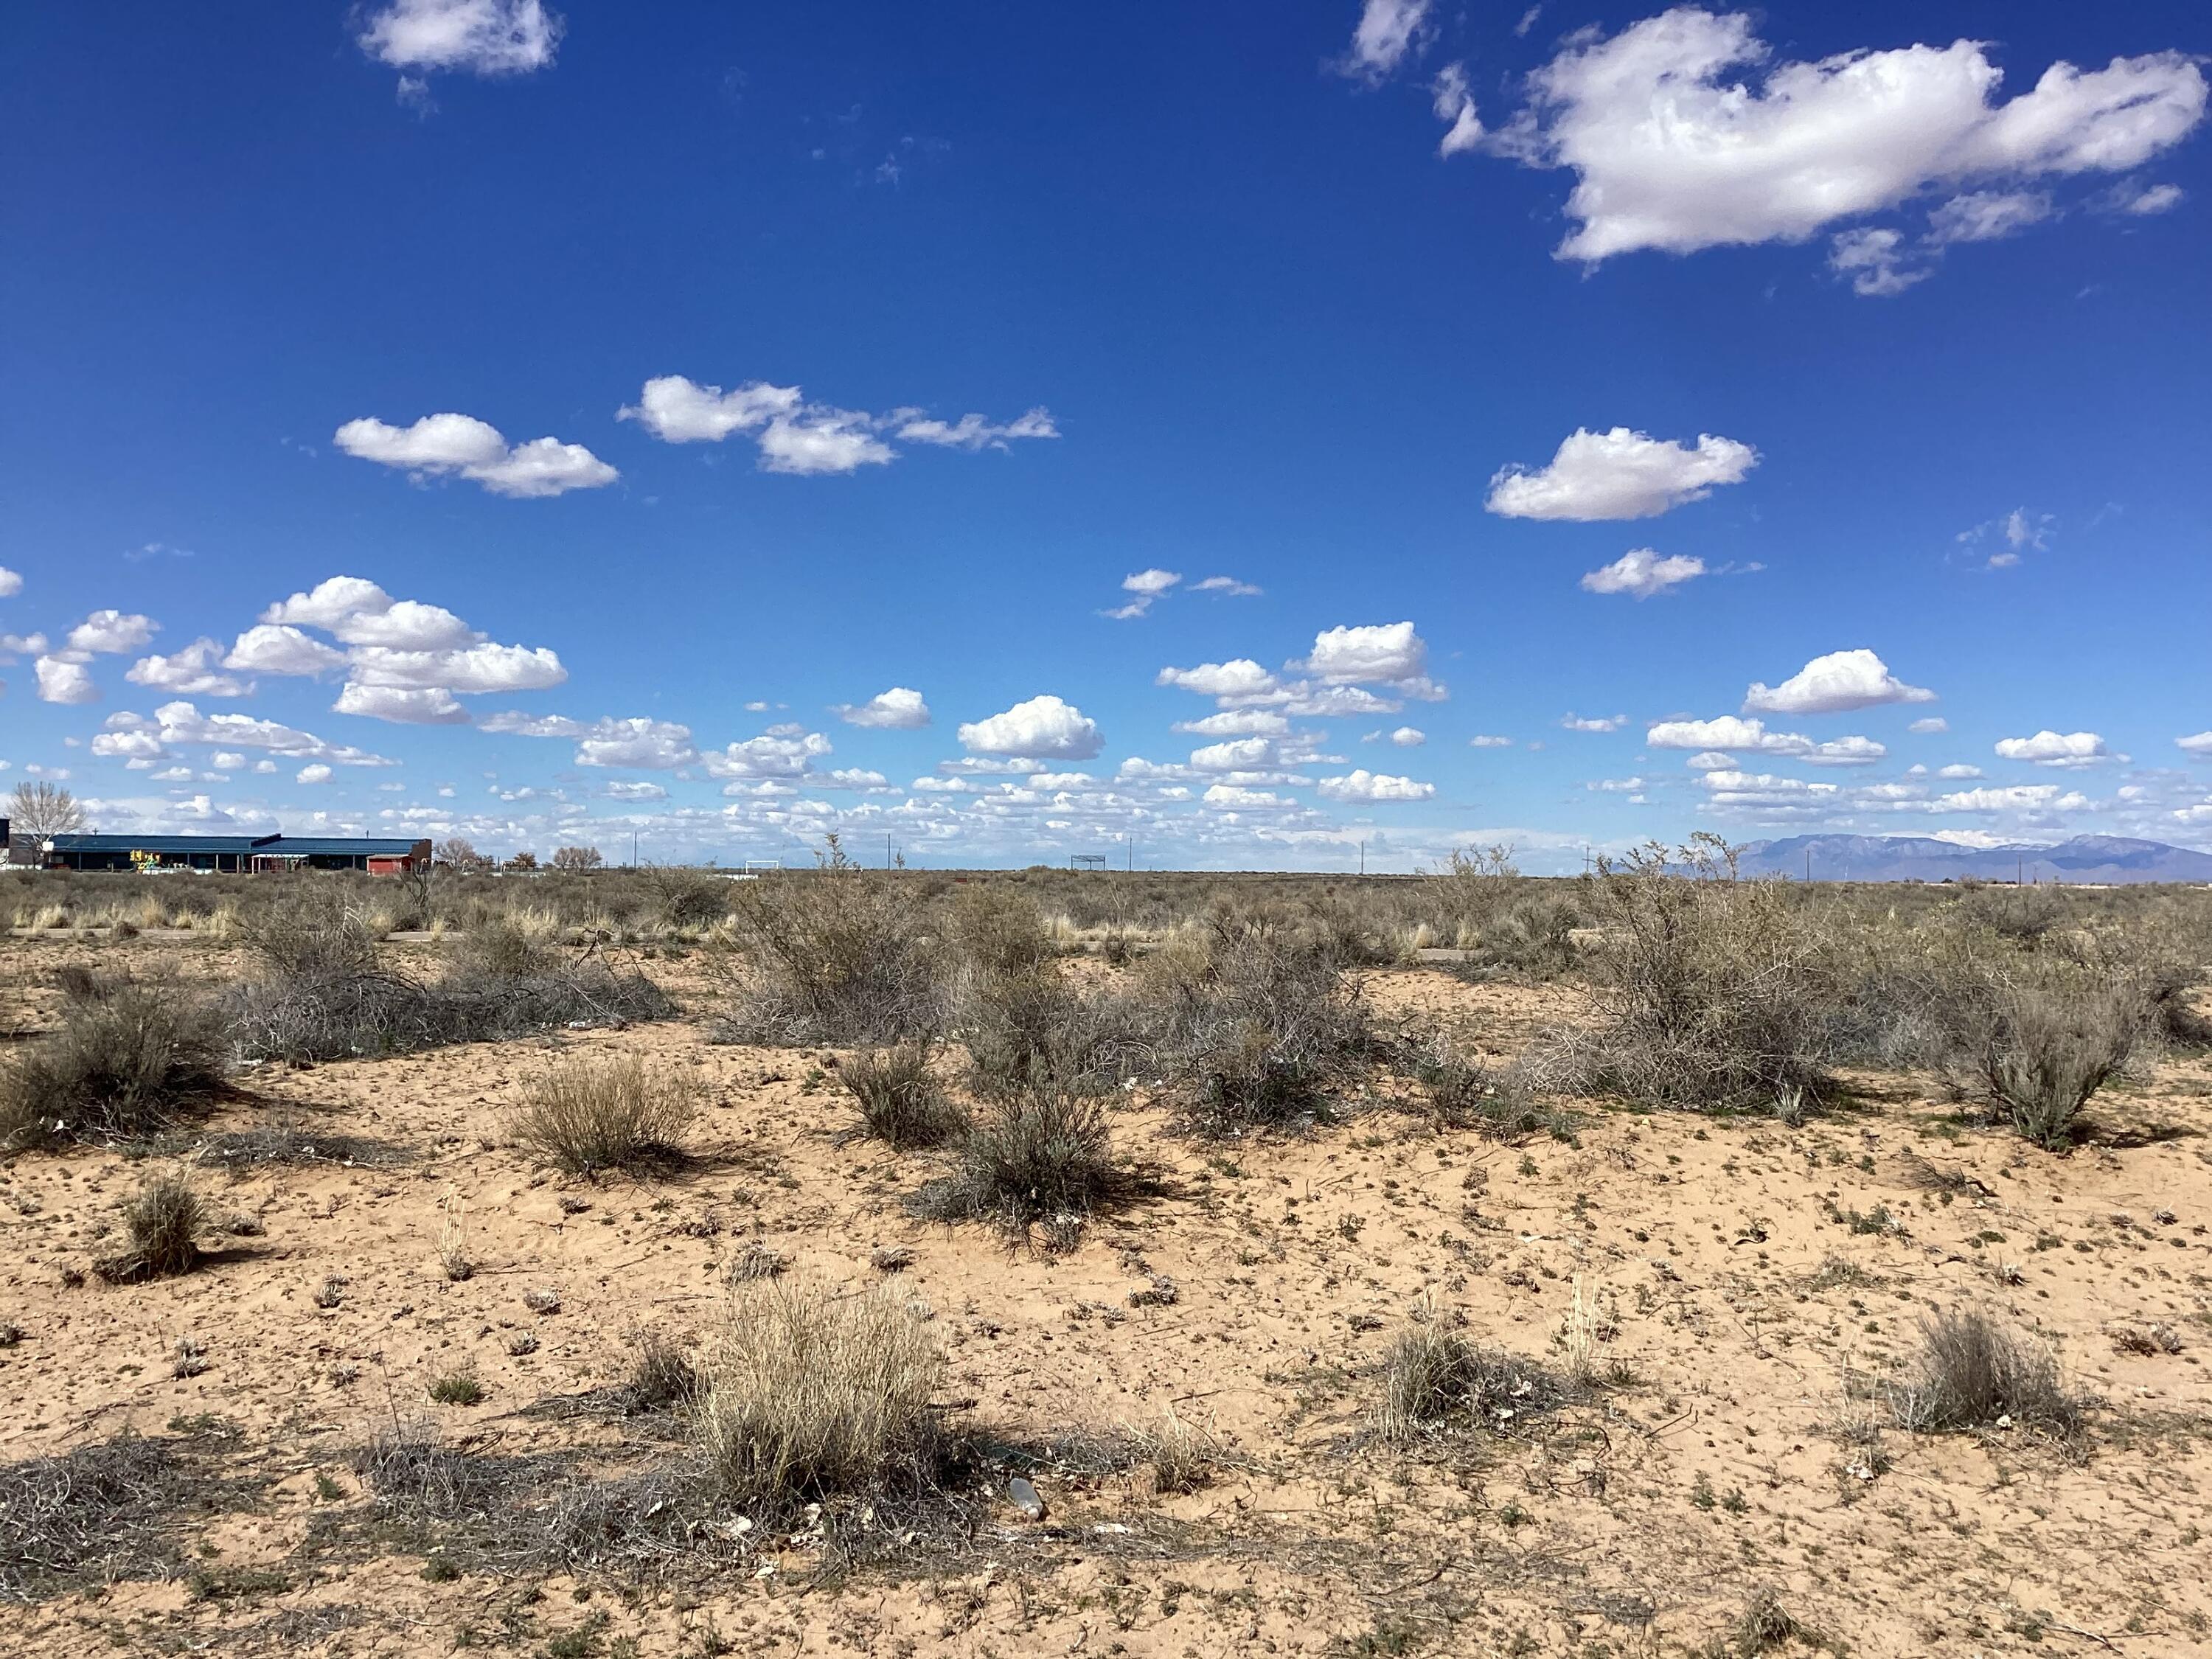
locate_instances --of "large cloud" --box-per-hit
[1744,649,1934,715]
[1436,10,2206,271]
[957,695,1103,760]
[335,412,616,498]
[1488,428,1756,521]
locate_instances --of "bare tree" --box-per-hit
[8,780,89,840]
[435,836,493,874]
[551,845,604,872]
[506,850,540,873]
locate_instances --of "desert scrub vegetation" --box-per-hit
[913,1087,1135,1245]
[1409,1038,1575,1141]
[693,1278,945,1527]
[1888,1307,2083,1437]
[1525,835,1840,1113]
[92,1169,208,1283]
[0,970,227,1152]
[0,1430,240,1601]
[952,883,1135,1098]
[838,1044,968,1149]
[1427,844,1582,978]
[511,1054,698,1175]
[709,835,945,1046]
[1373,1313,1567,1445]
[1135,904,1377,1135]
[223,886,671,1062]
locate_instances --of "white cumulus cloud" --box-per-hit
[126,639,247,698]
[1317,769,1436,802]
[1487,428,1757,521]
[834,687,931,729]
[225,624,349,677]
[1744,649,1934,715]
[358,0,561,75]
[335,412,616,498]
[35,658,99,704]
[957,695,1103,760]
[620,375,1054,477]
[1579,549,1706,597]
[1441,9,2206,279]
[2177,731,2212,757]
[1994,729,2111,768]
[333,684,470,725]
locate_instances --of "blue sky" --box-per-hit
[1,0,2208,872]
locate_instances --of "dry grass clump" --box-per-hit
[1888,1307,2082,1436]
[510,1055,696,1175]
[692,1279,945,1525]
[0,972,226,1151]
[711,836,943,1046]
[1138,905,1375,1135]
[225,888,671,1062]
[912,1088,1132,1244]
[1525,835,1836,1113]
[838,1045,968,1149]
[93,1170,207,1283]
[350,1419,523,1523]
[1427,845,1582,978]
[1374,1318,1564,1445]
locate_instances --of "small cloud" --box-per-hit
[1559,713,1627,734]
[1579,548,1705,599]
[1467,734,1512,748]
[1191,575,1262,597]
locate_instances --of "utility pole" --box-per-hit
[630,830,638,869]
[1805,850,1811,883]
[1358,838,1366,877]
[886,832,893,871]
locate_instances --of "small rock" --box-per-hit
[523,1287,562,1315]
[1009,1476,1046,1520]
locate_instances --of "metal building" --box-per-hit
[38,834,433,874]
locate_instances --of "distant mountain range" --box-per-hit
[1734,834,2212,885]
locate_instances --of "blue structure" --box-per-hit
[39,833,432,874]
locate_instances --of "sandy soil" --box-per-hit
[3,936,2210,1657]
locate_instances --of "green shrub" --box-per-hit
[914,1088,1129,1243]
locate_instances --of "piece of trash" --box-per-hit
[1009,1476,1046,1520]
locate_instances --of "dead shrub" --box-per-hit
[710,835,943,1046]
[0,1435,198,1599]
[350,1419,524,1522]
[94,1170,206,1283]
[510,1055,695,1175]
[1138,905,1374,1135]
[1888,1307,2081,1436]
[1374,1318,1564,1445]
[1525,835,1836,1112]
[839,1046,967,1149]
[0,973,226,1151]
[913,1088,1130,1243]
[950,884,1138,1097]
[692,1279,944,1526]
[442,914,559,980]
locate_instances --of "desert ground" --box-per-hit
[3,919,2211,1659]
